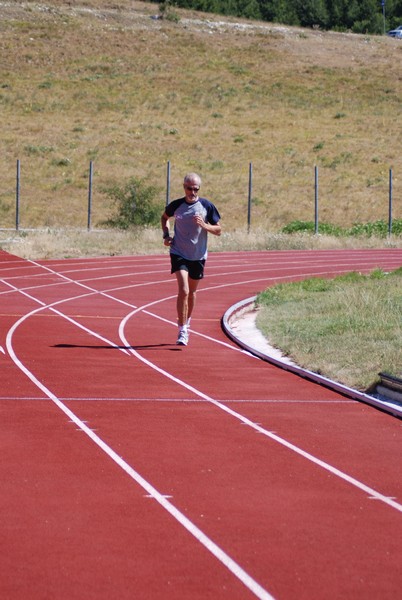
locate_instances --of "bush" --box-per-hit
[282,219,402,238]
[348,220,402,237]
[281,220,345,236]
[102,177,163,229]
[159,0,181,22]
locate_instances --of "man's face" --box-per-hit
[184,180,200,202]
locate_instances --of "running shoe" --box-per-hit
[176,328,189,346]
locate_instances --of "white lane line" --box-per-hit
[143,309,247,352]
[0,397,48,400]
[4,261,402,517]
[2,280,133,356]
[54,398,357,404]
[3,254,400,298]
[119,301,402,515]
[3,271,275,599]
[3,255,402,596]
[6,311,275,600]
[3,252,400,281]
[103,266,399,300]
[0,397,356,403]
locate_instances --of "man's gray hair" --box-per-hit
[184,172,201,186]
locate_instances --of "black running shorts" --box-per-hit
[170,254,206,280]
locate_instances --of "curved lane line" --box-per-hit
[222,297,402,419]
[2,281,133,355]
[119,301,402,515]
[4,260,402,517]
[3,255,402,599]
[3,286,275,600]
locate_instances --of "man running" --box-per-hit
[161,173,221,346]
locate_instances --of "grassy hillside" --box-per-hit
[1,0,401,232]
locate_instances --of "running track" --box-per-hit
[1,248,401,600]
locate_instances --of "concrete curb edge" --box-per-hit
[222,296,402,420]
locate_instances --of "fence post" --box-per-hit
[314,165,319,234]
[247,162,252,233]
[388,168,393,237]
[16,159,20,231]
[87,161,93,231]
[166,161,171,206]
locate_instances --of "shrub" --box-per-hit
[159,0,180,22]
[281,220,344,236]
[102,177,163,229]
[348,220,402,238]
[282,219,402,238]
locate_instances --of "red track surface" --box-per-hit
[1,248,402,600]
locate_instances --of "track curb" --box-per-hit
[222,296,402,419]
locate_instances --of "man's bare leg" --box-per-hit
[175,271,200,343]
[187,277,199,324]
[175,269,189,327]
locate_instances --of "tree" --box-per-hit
[351,0,384,33]
[387,0,402,28]
[326,0,360,30]
[294,0,329,28]
[237,0,262,19]
[160,0,402,32]
[259,0,300,25]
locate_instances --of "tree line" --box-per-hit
[158,0,402,34]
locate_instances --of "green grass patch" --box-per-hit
[256,268,402,391]
[282,220,402,238]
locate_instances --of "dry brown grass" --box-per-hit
[0,0,401,233]
[1,227,400,260]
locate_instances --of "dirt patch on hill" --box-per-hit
[2,0,401,72]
